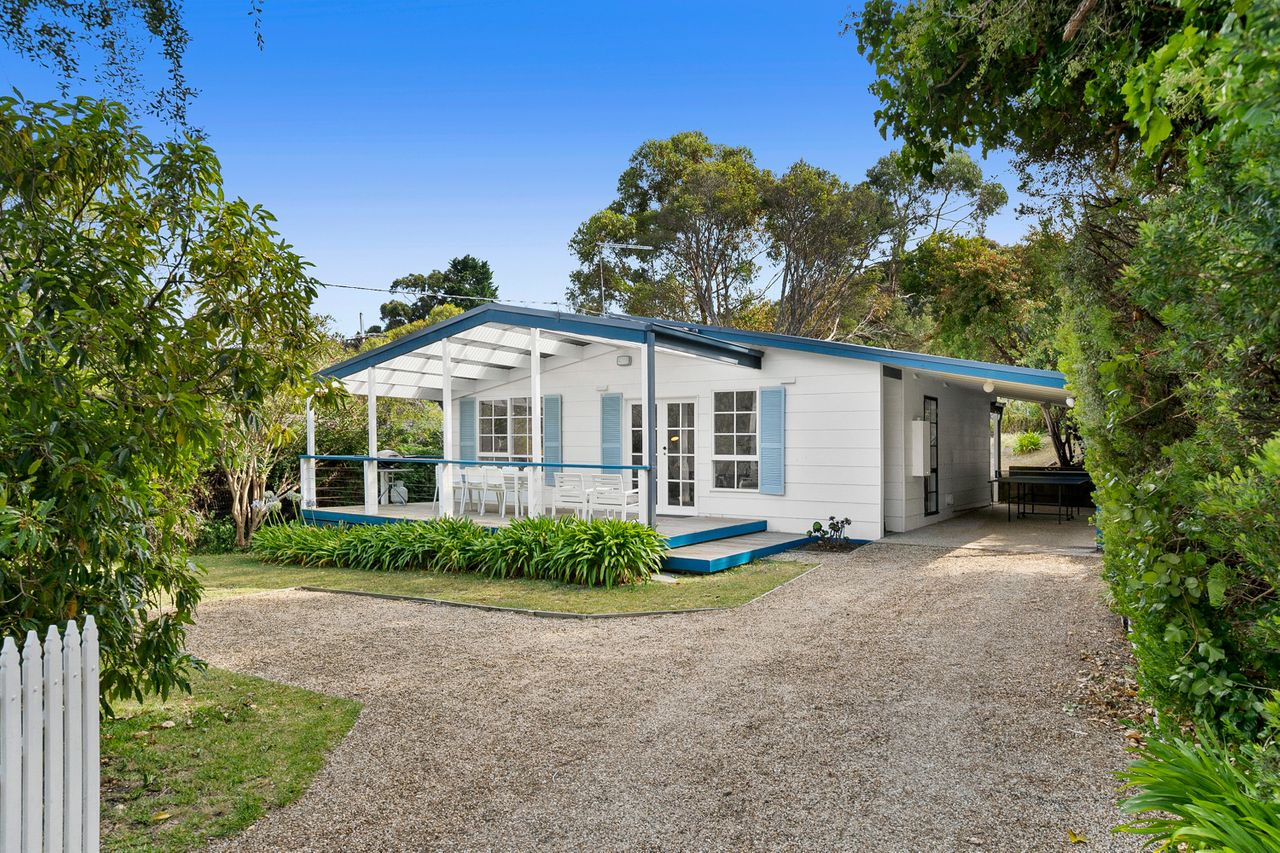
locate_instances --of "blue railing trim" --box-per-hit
[300,454,649,471]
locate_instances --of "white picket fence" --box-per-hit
[0,617,100,853]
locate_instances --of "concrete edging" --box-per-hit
[290,555,827,620]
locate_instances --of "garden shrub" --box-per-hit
[477,516,567,580]
[193,517,238,554]
[545,518,665,588]
[251,516,663,587]
[1012,431,1043,455]
[1117,714,1280,851]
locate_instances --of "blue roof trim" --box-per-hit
[649,321,1067,390]
[320,303,763,378]
[320,303,1063,390]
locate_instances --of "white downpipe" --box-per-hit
[440,338,454,517]
[529,328,542,516]
[364,366,378,515]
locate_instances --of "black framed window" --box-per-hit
[924,395,939,515]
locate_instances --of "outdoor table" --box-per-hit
[999,471,1092,524]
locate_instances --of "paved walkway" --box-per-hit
[194,543,1137,852]
[883,504,1098,556]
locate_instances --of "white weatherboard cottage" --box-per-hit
[300,304,1071,571]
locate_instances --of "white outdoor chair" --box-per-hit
[433,464,469,515]
[551,472,589,519]
[501,467,527,518]
[477,467,508,517]
[589,473,640,520]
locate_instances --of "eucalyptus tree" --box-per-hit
[762,161,891,338]
[568,131,768,325]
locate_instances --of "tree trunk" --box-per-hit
[1039,402,1073,467]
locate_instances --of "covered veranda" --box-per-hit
[298,304,765,533]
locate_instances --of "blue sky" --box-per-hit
[3,0,1028,334]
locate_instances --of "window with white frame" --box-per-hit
[712,390,758,489]
[479,397,533,461]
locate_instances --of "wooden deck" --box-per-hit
[300,502,771,551]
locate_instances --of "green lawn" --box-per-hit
[195,552,815,614]
[102,667,360,852]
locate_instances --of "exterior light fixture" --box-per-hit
[982,380,995,393]
[616,354,633,367]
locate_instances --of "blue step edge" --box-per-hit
[663,534,829,574]
[662,519,767,549]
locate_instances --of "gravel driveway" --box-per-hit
[193,543,1139,852]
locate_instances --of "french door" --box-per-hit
[659,399,697,515]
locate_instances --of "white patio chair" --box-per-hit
[501,467,527,518]
[477,467,508,517]
[551,472,589,519]
[432,464,470,515]
[589,473,640,520]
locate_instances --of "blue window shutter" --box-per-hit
[458,398,477,460]
[600,393,623,468]
[759,386,786,495]
[543,394,562,486]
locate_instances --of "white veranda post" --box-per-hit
[439,338,454,517]
[529,329,542,516]
[302,397,316,508]
[364,366,378,515]
[641,331,655,526]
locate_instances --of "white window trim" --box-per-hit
[711,388,760,491]
[477,396,534,462]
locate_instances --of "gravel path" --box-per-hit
[193,543,1139,852]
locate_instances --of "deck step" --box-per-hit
[663,530,812,574]
[660,518,767,549]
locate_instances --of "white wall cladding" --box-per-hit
[881,373,907,533]
[888,371,995,532]
[457,344,884,537]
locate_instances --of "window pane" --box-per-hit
[681,482,695,505]
[480,401,495,417]
[714,392,733,412]
[667,402,679,423]
[738,461,759,489]
[493,417,508,435]
[480,437,494,453]
[714,461,734,488]
[494,436,508,453]
[735,413,755,434]
[737,391,755,411]
[668,482,681,502]
[682,428,693,449]
[667,457,680,478]
[513,436,529,455]
[512,397,529,416]
[493,400,508,416]
[681,403,693,426]
[714,413,733,433]
[736,435,756,455]
[632,404,642,427]
[714,435,733,455]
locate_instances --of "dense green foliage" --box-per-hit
[854,0,1280,738]
[567,131,1007,340]
[1013,432,1044,455]
[253,517,666,588]
[373,256,496,331]
[1117,719,1280,849]
[0,96,319,704]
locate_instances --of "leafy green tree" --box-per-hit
[568,131,768,325]
[900,230,1077,464]
[762,161,891,338]
[0,96,320,704]
[376,256,496,330]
